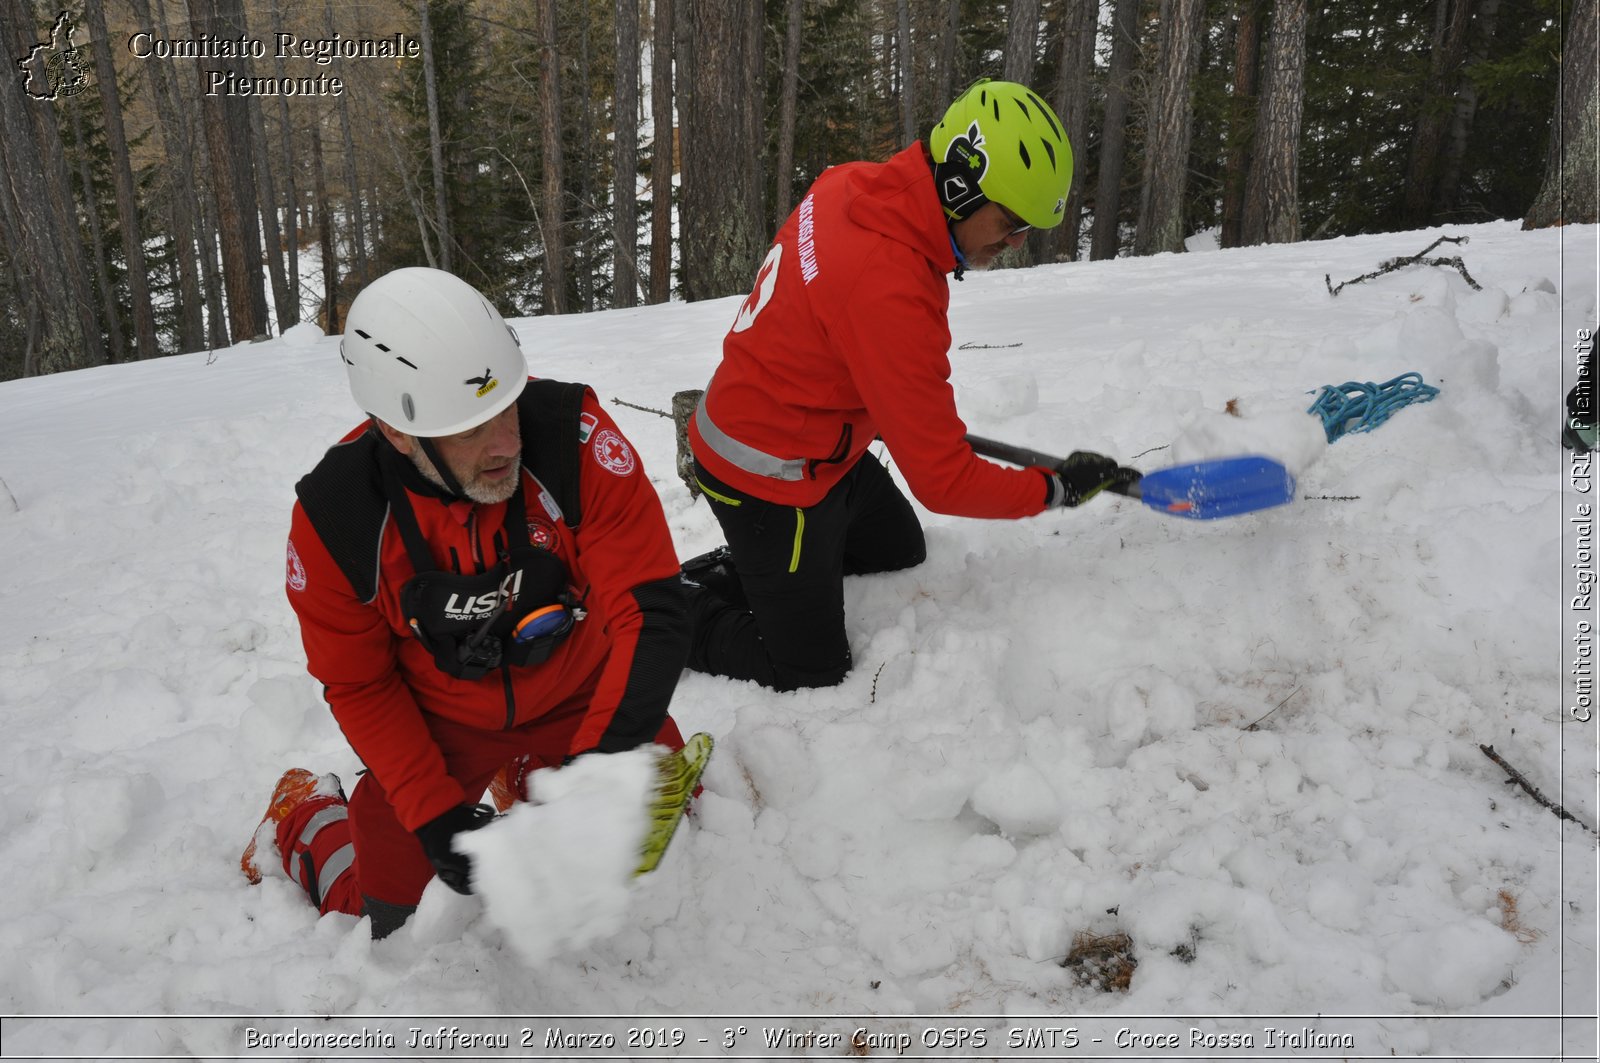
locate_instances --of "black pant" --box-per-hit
[687,452,926,691]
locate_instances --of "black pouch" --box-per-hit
[401,546,577,680]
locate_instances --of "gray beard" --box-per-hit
[406,447,521,505]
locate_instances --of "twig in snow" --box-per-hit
[611,396,672,419]
[1325,235,1483,296]
[1244,685,1302,731]
[1478,744,1599,836]
[0,476,16,513]
[1130,443,1171,461]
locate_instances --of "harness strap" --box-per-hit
[695,385,807,482]
[378,443,531,578]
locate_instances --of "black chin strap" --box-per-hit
[417,436,469,500]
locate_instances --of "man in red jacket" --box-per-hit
[684,80,1139,691]
[242,268,708,937]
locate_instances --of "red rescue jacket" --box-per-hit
[688,141,1051,518]
[286,387,683,830]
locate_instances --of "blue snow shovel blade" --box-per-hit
[1130,455,1296,519]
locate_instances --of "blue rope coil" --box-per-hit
[1307,372,1439,443]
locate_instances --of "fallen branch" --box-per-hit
[1479,744,1599,836]
[1325,235,1483,296]
[611,396,671,419]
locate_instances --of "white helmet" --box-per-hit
[340,267,528,437]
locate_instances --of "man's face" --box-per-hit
[951,201,1031,270]
[383,403,523,504]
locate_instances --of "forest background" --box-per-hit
[0,0,1592,382]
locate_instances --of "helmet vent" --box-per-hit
[1027,92,1062,138]
[395,356,418,369]
[1018,141,1032,169]
[1041,139,1057,169]
[374,342,391,352]
[354,329,371,339]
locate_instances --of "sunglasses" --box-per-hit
[998,205,1032,237]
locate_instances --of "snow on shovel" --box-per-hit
[965,434,1295,520]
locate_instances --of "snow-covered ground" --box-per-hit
[0,221,1594,1061]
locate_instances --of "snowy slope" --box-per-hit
[0,221,1594,1060]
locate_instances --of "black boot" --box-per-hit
[680,545,747,611]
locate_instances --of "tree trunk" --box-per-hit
[1403,0,1475,226]
[575,6,595,312]
[1220,0,1261,249]
[194,170,229,349]
[537,0,568,313]
[1003,0,1041,85]
[898,0,916,144]
[192,0,268,343]
[773,0,804,226]
[248,91,292,333]
[614,0,641,307]
[1091,0,1140,261]
[418,0,453,272]
[1240,0,1310,245]
[1135,0,1207,256]
[1036,0,1098,263]
[649,0,675,303]
[1524,0,1596,228]
[269,0,300,326]
[937,0,958,107]
[678,0,766,301]
[67,101,127,364]
[1436,0,1499,219]
[312,123,341,333]
[85,0,158,359]
[327,0,369,287]
[129,0,206,352]
[8,5,105,371]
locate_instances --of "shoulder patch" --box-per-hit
[591,428,637,477]
[286,538,308,592]
[578,411,598,444]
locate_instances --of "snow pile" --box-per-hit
[455,748,654,966]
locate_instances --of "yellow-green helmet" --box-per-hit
[928,79,1073,229]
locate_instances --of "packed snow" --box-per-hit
[0,221,1594,1060]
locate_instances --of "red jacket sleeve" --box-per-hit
[285,504,467,830]
[834,242,1052,519]
[564,398,688,754]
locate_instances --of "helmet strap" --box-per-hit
[417,436,470,500]
[947,230,968,283]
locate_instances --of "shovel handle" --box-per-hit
[965,434,1142,499]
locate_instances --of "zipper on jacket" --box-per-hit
[466,511,485,573]
[806,423,854,480]
[501,664,517,730]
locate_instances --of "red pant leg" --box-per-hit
[334,692,690,932]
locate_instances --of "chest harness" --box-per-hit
[298,380,591,684]
[381,444,582,681]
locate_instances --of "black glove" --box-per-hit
[1049,450,1142,508]
[414,803,496,895]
